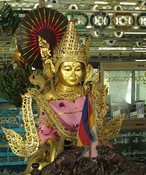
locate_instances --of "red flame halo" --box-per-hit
[16,7,68,69]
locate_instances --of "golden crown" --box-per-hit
[52,20,90,72]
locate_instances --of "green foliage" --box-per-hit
[0,62,33,107]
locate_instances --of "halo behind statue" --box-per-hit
[16,7,68,69]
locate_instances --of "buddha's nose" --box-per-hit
[71,70,75,76]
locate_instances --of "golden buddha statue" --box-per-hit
[2,19,125,175]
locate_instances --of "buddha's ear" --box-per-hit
[83,64,93,86]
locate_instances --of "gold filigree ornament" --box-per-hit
[29,71,46,92]
[38,35,51,61]
[52,20,91,72]
[26,88,77,141]
[98,114,125,144]
[2,93,40,160]
[55,85,85,101]
[91,72,125,144]
[29,36,55,92]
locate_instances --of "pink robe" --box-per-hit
[38,96,86,144]
[38,95,101,158]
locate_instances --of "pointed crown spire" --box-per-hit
[52,20,90,72]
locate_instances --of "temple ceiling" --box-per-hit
[0,0,146,64]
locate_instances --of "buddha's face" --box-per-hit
[57,62,84,87]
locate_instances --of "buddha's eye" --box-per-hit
[75,67,82,71]
[63,66,71,71]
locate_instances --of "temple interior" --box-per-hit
[1,0,146,174]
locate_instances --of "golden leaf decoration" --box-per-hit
[98,114,125,143]
[91,71,125,143]
[2,93,40,160]
[2,127,26,157]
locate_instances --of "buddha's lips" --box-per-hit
[69,76,77,81]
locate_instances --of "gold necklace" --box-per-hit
[55,85,85,101]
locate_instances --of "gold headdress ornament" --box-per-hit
[53,20,90,72]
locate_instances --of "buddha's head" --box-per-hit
[52,20,92,87]
[57,61,84,87]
